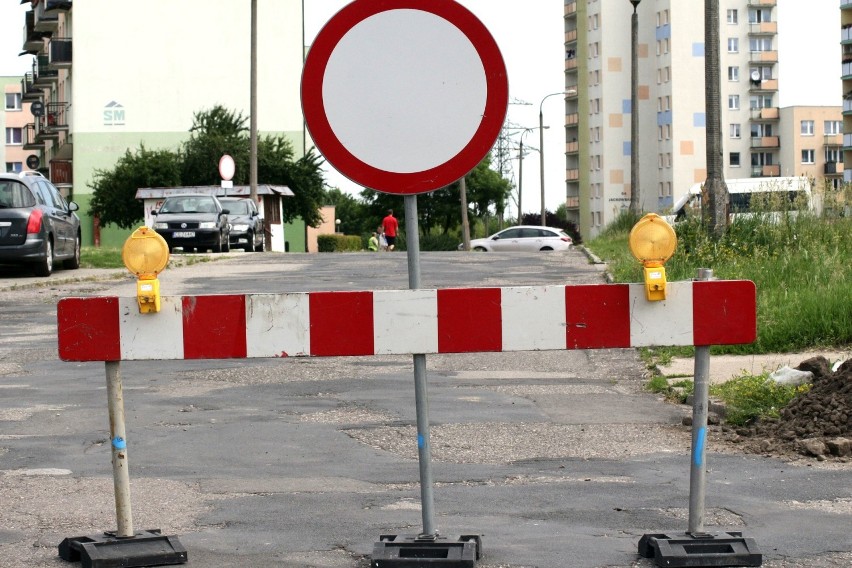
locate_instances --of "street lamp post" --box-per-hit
[517,127,546,224]
[539,92,566,226]
[629,0,641,216]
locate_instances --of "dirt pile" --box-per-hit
[723,356,852,460]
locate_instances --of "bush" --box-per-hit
[709,373,810,426]
[317,234,362,252]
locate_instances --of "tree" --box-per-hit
[325,187,368,235]
[89,145,181,229]
[182,106,250,185]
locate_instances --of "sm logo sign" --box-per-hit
[104,101,126,126]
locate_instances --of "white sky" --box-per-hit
[0,1,838,215]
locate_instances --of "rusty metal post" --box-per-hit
[105,361,134,537]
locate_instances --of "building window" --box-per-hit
[801,149,815,164]
[5,162,23,173]
[727,9,738,24]
[801,120,814,136]
[749,8,771,23]
[728,95,740,110]
[4,93,22,111]
[5,127,23,145]
[730,123,741,138]
[730,152,741,167]
[727,38,739,53]
[749,37,772,52]
[728,66,739,81]
[825,120,842,135]
[826,148,841,162]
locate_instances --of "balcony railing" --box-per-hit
[565,196,580,209]
[20,73,43,102]
[750,136,780,148]
[565,84,578,99]
[50,160,73,186]
[565,58,578,70]
[45,0,73,13]
[44,102,70,131]
[749,22,777,35]
[844,61,852,77]
[747,0,776,6]
[749,50,778,63]
[566,140,579,154]
[845,99,852,113]
[749,78,779,92]
[565,29,577,43]
[566,168,579,181]
[22,11,48,53]
[825,162,839,175]
[751,164,780,177]
[750,106,779,120]
[33,55,58,86]
[844,133,852,147]
[22,123,44,150]
[565,1,577,16]
[843,26,852,42]
[566,112,579,126]
[824,133,842,146]
[34,1,59,33]
[49,38,72,68]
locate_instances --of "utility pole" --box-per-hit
[459,176,471,251]
[629,0,641,216]
[250,0,258,203]
[704,0,728,236]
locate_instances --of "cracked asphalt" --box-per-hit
[0,251,849,567]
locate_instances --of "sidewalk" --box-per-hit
[659,350,852,384]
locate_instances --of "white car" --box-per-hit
[463,225,573,252]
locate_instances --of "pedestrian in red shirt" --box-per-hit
[382,209,399,251]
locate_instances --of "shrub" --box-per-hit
[317,234,362,252]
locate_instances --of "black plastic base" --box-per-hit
[58,529,187,568]
[371,534,482,567]
[638,531,762,567]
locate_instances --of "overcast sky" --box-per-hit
[1,1,838,214]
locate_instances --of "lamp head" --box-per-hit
[630,0,641,9]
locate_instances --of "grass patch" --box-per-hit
[81,247,217,270]
[709,372,810,426]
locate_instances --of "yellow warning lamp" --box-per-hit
[122,227,170,314]
[628,213,677,302]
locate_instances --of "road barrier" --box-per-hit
[56,279,760,568]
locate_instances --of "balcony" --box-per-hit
[50,160,73,187]
[35,117,59,141]
[749,22,777,35]
[749,78,779,92]
[749,50,778,63]
[566,112,579,126]
[844,133,852,148]
[843,25,852,42]
[750,106,779,120]
[843,61,852,78]
[824,162,843,175]
[33,55,58,86]
[565,195,581,209]
[45,0,73,13]
[566,140,579,154]
[22,11,48,54]
[748,0,776,6]
[566,168,580,181]
[565,1,577,16]
[752,164,780,177]
[20,74,43,103]
[750,136,780,148]
[44,102,70,132]
[565,84,578,99]
[49,38,72,69]
[34,2,59,33]
[565,29,577,43]
[22,123,44,150]
[565,58,578,70]
[825,133,842,146]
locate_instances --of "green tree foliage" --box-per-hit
[325,187,368,235]
[89,105,327,229]
[89,145,182,229]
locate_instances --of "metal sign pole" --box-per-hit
[404,194,436,537]
[106,360,134,537]
[688,268,713,534]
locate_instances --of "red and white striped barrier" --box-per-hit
[57,281,756,362]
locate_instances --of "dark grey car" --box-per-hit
[219,197,265,252]
[152,194,230,253]
[0,171,81,276]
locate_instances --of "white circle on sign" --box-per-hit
[322,9,487,174]
[218,154,236,181]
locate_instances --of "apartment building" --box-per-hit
[842,1,852,183]
[778,106,843,188]
[16,0,305,247]
[565,0,784,240]
[2,78,31,173]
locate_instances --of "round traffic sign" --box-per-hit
[302,0,508,195]
[26,154,40,170]
[31,101,44,117]
[218,154,236,181]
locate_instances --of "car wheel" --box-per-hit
[473,246,487,252]
[33,238,54,277]
[540,247,554,251]
[254,237,265,252]
[63,234,81,269]
[243,232,254,252]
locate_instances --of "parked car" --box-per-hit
[461,225,573,252]
[219,197,265,252]
[152,194,230,253]
[0,171,81,276]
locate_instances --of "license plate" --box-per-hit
[173,231,195,238]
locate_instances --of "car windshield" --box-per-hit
[160,196,217,214]
[222,200,250,215]
[0,181,36,208]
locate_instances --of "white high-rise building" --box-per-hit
[565,0,784,239]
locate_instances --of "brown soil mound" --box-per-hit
[720,357,852,460]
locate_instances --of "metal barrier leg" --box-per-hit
[638,269,761,567]
[58,362,188,567]
[371,195,481,567]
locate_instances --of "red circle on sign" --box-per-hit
[302,0,508,195]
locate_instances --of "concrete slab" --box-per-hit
[660,350,852,384]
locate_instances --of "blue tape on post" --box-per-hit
[112,436,127,450]
[417,434,425,449]
[693,427,706,467]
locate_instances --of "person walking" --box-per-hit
[382,209,398,251]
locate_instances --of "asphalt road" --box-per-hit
[0,250,850,568]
